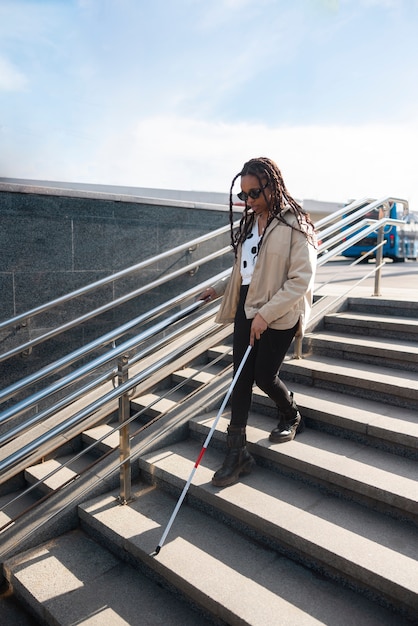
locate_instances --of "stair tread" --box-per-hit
[190,412,418,512]
[0,491,38,531]
[264,382,418,448]
[134,442,418,608]
[208,343,233,358]
[82,423,119,449]
[308,331,418,354]
[254,381,418,426]
[24,455,90,493]
[4,529,213,626]
[172,367,218,384]
[283,354,418,389]
[327,312,418,326]
[79,482,416,625]
[25,459,78,490]
[131,392,178,413]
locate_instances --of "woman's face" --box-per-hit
[240,174,272,219]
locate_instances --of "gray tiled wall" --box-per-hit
[0,190,236,322]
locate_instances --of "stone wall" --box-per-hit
[0,184,240,399]
[0,186,237,324]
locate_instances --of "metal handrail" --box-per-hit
[0,303,222,476]
[315,197,374,230]
[0,338,235,544]
[315,240,383,291]
[0,341,234,554]
[302,259,387,343]
[316,196,409,257]
[0,299,220,430]
[0,268,230,406]
[317,217,405,266]
[0,247,231,364]
[0,298,221,440]
[0,343,234,535]
[0,221,236,333]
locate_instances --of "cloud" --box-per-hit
[0,56,27,91]
[1,107,417,209]
[66,115,417,206]
[277,122,417,203]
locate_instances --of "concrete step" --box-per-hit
[0,320,231,491]
[280,354,418,410]
[24,459,78,496]
[0,585,37,626]
[208,343,233,363]
[78,480,416,625]
[24,455,91,495]
[132,393,181,418]
[251,382,418,457]
[304,330,418,372]
[0,491,38,536]
[133,438,418,621]
[81,396,167,453]
[3,528,214,626]
[171,365,221,389]
[324,311,418,341]
[82,423,119,453]
[346,297,418,319]
[189,412,418,521]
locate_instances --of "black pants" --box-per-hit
[230,285,298,428]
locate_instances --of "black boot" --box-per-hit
[269,392,304,443]
[212,426,255,487]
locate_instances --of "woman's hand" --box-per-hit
[250,313,268,346]
[198,287,217,302]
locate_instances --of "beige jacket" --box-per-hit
[213,208,317,336]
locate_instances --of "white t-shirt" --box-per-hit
[240,219,262,285]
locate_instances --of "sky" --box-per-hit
[1,0,418,206]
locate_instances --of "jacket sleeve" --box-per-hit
[211,274,230,298]
[257,227,317,325]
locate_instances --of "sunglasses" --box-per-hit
[237,182,269,203]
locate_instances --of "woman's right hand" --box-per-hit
[198,287,217,302]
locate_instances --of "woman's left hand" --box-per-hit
[250,313,268,346]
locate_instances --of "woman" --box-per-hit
[200,157,317,488]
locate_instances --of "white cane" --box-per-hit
[154,344,252,554]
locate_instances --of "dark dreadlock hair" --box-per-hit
[228,157,317,256]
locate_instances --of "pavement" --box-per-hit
[315,258,418,301]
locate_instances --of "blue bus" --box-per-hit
[341,202,418,262]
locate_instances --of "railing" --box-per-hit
[292,195,409,357]
[0,219,238,557]
[0,195,409,561]
[0,222,235,363]
[0,298,221,464]
[316,195,408,295]
[0,299,232,556]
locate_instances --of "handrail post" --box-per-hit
[373,225,385,296]
[117,354,131,504]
